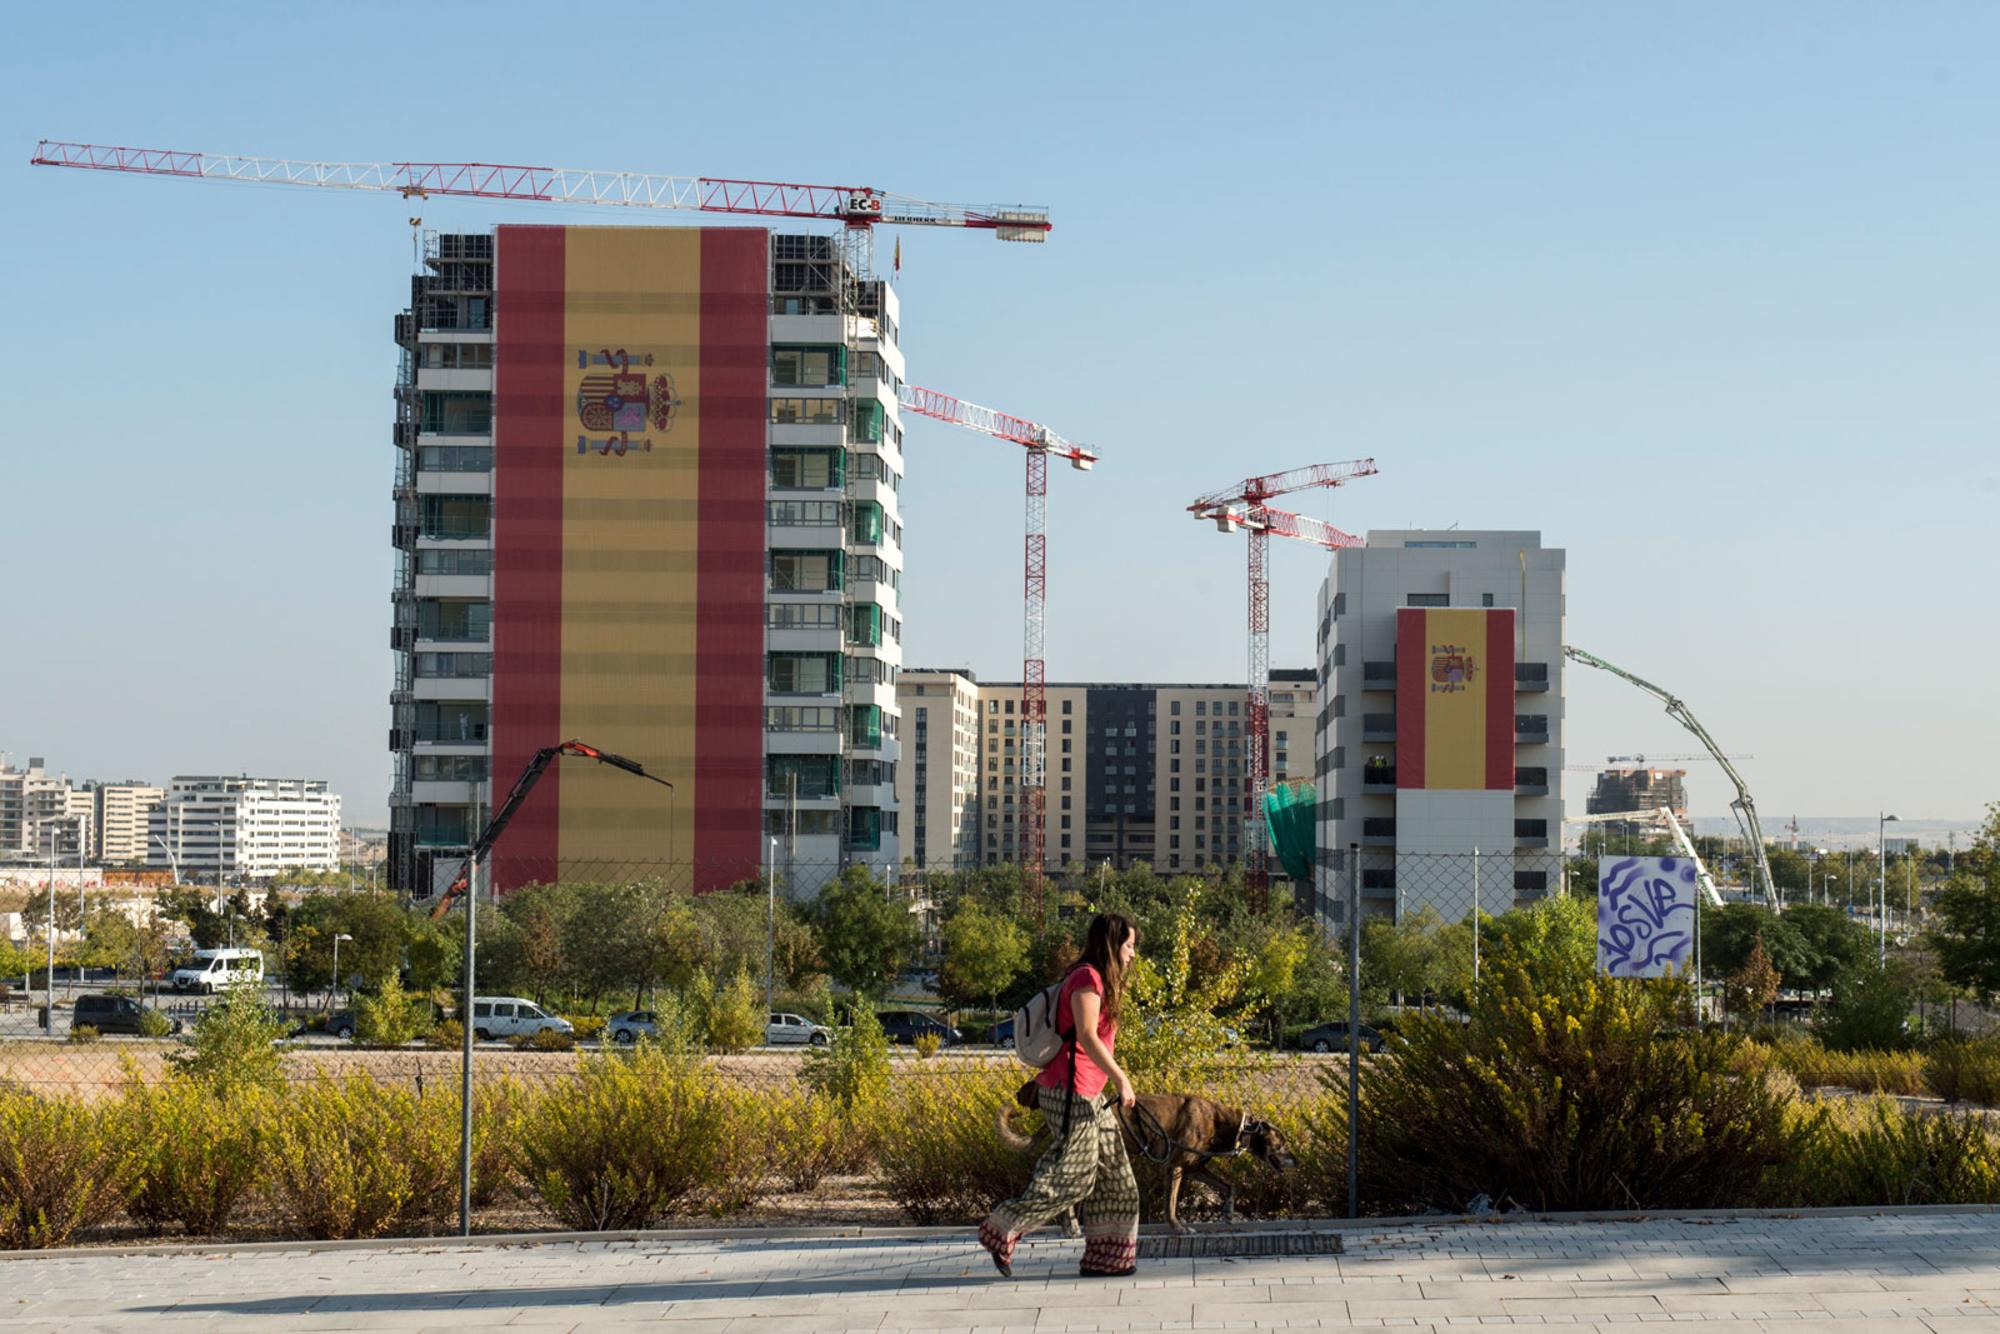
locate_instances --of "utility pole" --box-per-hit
[766,836,778,1021]
[44,839,56,1034]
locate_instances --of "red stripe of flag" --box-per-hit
[1485,609,1515,791]
[1395,608,1426,789]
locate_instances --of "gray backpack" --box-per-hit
[1010,978,1072,1068]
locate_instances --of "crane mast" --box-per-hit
[1190,459,1377,900]
[897,386,1095,894]
[1563,645,1778,909]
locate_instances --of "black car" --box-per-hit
[287,1009,357,1040]
[875,1010,962,1046]
[71,993,181,1037]
[1299,1020,1385,1054]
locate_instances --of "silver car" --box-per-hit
[605,1010,659,1045]
[765,1012,830,1046]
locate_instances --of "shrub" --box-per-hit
[508,1044,750,1230]
[67,1024,100,1045]
[168,982,289,1093]
[263,1075,459,1239]
[1766,1034,1927,1096]
[802,1003,890,1116]
[1769,1098,2000,1207]
[0,1089,138,1248]
[122,1081,267,1236]
[872,1063,1033,1223]
[428,1018,464,1050]
[137,1009,173,1039]
[565,1014,605,1042]
[1815,964,1915,1052]
[1361,961,1800,1213]
[693,970,763,1054]
[913,1032,942,1059]
[1926,1037,2000,1107]
[354,975,425,1047]
[763,1091,856,1192]
[509,1027,575,1052]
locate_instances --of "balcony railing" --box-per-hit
[1361,714,1397,741]
[1363,662,1396,687]
[1362,765,1396,787]
[1514,766,1549,795]
[1515,662,1550,692]
[1515,715,1550,740]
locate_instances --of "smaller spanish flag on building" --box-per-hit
[1395,608,1515,791]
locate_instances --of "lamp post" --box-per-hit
[332,933,353,1011]
[766,837,778,1025]
[1878,813,1900,967]
[43,838,56,1034]
[150,835,181,886]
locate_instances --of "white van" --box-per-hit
[467,996,572,1042]
[169,948,265,995]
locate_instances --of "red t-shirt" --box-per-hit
[1035,964,1119,1100]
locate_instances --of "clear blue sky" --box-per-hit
[1,3,1992,830]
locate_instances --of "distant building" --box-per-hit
[1586,768,1689,840]
[91,782,165,865]
[0,757,65,858]
[1315,531,1567,928]
[147,777,341,880]
[892,673,1318,875]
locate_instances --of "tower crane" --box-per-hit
[1189,460,1378,896]
[899,386,1096,894]
[30,141,1050,272]
[1563,645,1778,909]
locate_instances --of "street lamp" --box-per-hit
[150,835,181,886]
[1879,813,1900,967]
[332,933,354,1011]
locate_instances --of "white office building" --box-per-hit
[147,777,342,880]
[1314,531,1566,927]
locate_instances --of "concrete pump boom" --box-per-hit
[1563,645,1778,909]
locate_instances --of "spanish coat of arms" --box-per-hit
[575,348,681,456]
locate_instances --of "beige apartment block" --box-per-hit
[93,783,165,865]
[894,669,983,871]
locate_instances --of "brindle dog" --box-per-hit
[996,1078,1296,1234]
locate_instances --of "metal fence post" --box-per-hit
[1472,846,1480,988]
[458,850,477,1238]
[1346,841,1360,1220]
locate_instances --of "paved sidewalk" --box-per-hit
[6,1210,2000,1332]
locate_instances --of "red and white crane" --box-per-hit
[900,385,1097,890]
[30,140,1052,247]
[1189,460,1378,895]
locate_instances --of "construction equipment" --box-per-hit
[1189,461,1378,895]
[1563,645,1777,909]
[427,740,672,920]
[1567,807,1724,908]
[899,386,1096,892]
[1605,752,1753,767]
[30,141,1051,267]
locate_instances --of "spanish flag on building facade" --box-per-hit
[1395,607,1515,791]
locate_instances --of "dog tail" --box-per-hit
[994,1100,1038,1153]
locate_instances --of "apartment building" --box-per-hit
[0,758,64,858]
[92,782,164,865]
[897,668,982,871]
[146,777,341,879]
[893,675,1317,875]
[388,227,902,896]
[1314,531,1565,927]
[1586,767,1690,840]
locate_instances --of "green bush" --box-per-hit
[0,1089,139,1248]
[802,1003,890,1116]
[1361,961,1800,1213]
[509,1027,575,1052]
[1769,1097,2000,1207]
[913,1032,942,1059]
[1815,964,1915,1052]
[564,1014,605,1042]
[169,982,289,1093]
[137,1009,173,1039]
[262,1075,459,1239]
[428,1018,464,1050]
[355,975,426,1047]
[1927,1037,2000,1106]
[763,1091,858,1192]
[1764,1035,1928,1096]
[67,1024,100,1045]
[693,970,763,1054]
[508,1044,751,1230]
[872,1064,1033,1223]
[122,1081,267,1236]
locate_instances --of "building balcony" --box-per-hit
[1514,819,1550,848]
[394,312,416,348]
[1362,817,1396,848]
[1362,765,1396,788]
[1515,716,1551,743]
[1362,662,1396,690]
[1514,766,1549,796]
[1361,714,1397,742]
[1515,662,1550,693]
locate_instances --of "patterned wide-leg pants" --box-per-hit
[980,1085,1141,1274]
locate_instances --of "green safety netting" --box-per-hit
[1264,782,1315,881]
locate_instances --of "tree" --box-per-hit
[1723,933,1782,1024]
[812,866,918,996]
[1928,853,2000,1003]
[1484,894,1597,991]
[936,900,1028,1019]
[1775,903,1870,994]
[693,969,764,1053]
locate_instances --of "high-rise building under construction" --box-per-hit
[389,227,904,896]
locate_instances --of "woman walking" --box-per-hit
[979,912,1141,1278]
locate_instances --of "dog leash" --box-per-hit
[1122,1100,1246,1167]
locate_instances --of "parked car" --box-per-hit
[605,1010,658,1045]
[1299,1020,1385,1054]
[985,1016,1016,1048]
[466,997,572,1042]
[71,993,180,1037]
[765,1012,831,1046]
[168,947,264,995]
[875,1010,961,1046]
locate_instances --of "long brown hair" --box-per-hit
[1077,912,1138,1024]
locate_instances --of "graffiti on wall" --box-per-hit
[1597,855,1698,978]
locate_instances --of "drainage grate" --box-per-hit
[1137,1231,1344,1260]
